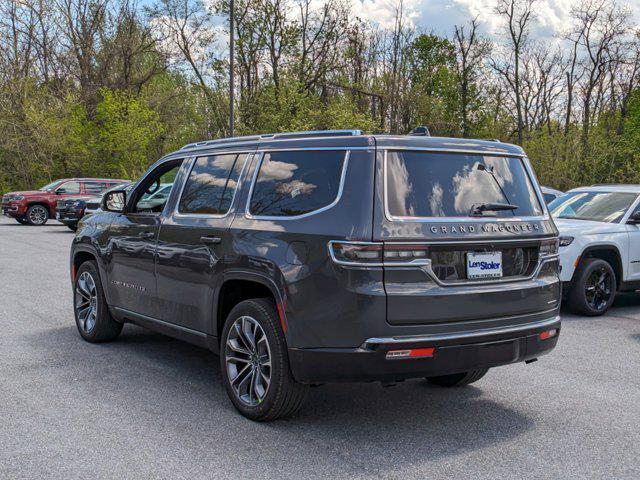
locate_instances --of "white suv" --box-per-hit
[549,185,640,315]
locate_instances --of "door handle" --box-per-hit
[200,236,221,245]
[139,231,155,240]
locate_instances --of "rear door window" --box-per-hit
[249,150,346,217]
[385,151,543,218]
[178,153,246,215]
[84,182,107,194]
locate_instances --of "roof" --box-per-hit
[174,130,525,157]
[567,184,640,194]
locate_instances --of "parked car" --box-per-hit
[549,184,640,316]
[82,182,170,219]
[83,182,133,217]
[70,130,561,421]
[2,178,126,226]
[541,186,564,204]
[58,182,132,230]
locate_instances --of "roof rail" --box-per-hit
[269,129,361,140]
[180,129,362,151]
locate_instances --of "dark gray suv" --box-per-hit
[70,130,561,420]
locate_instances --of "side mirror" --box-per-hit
[627,211,640,225]
[55,188,67,195]
[103,190,127,213]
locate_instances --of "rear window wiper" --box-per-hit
[470,202,519,217]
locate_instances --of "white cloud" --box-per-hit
[351,0,640,42]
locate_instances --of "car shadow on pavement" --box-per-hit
[26,323,533,474]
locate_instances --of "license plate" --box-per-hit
[467,251,503,279]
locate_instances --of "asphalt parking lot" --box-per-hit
[1,216,639,479]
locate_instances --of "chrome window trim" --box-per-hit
[245,150,351,221]
[382,149,549,223]
[173,152,252,219]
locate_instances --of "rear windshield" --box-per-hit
[549,191,637,223]
[386,151,543,218]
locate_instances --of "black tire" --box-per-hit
[25,204,49,225]
[426,368,488,387]
[15,218,28,225]
[220,298,308,421]
[73,261,123,342]
[66,224,78,232]
[568,258,616,316]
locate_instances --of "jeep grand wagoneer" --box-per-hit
[69,130,561,421]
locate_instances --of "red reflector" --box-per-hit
[539,329,558,340]
[276,302,287,334]
[409,347,435,357]
[386,347,435,359]
[71,264,76,281]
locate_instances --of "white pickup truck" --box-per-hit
[549,185,640,316]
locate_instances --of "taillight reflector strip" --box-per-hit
[539,329,558,340]
[386,347,435,360]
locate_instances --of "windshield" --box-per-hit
[549,191,637,223]
[39,180,65,192]
[386,151,543,218]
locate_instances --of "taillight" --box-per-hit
[329,242,383,265]
[328,241,430,266]
[383,244,429,263]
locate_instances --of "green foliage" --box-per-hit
[94,89,165,179]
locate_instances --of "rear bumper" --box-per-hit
[288,315,560,383]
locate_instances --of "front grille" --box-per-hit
[430,245,538,282]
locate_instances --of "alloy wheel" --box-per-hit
[224,316,272,407]
[585,267,612,311]
[28,205,48,225]
[75,271,98,333]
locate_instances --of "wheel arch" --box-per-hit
[577,244,623,287]
[27,201,53,217]
[216,272,287,343]
[71,244,112,304]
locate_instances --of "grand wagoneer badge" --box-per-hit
[429,223,541,234]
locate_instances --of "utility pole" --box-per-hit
[229,0,235,137]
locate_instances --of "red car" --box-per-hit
[2,178,126,226]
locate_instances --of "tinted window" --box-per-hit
[549,191,637,223]
[543,193,557,204]
[135,162,182,213]
[179,154,245,215]
[249,150,345,217]
[84,182,107,194]
[58,181,81,194]
[386,151,543,218]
